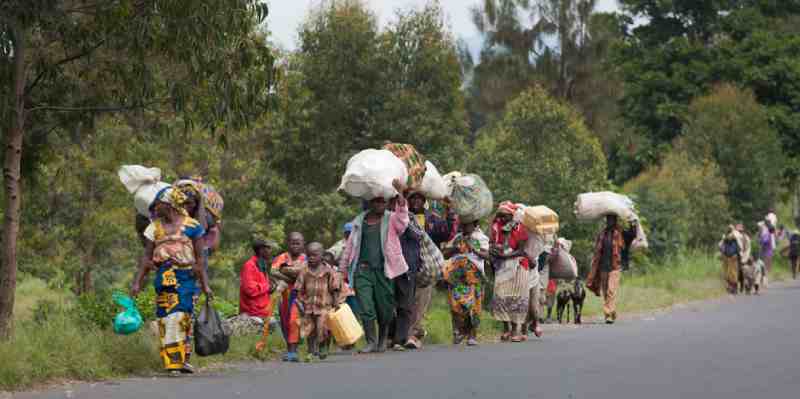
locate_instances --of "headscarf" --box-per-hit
[175,179,209,229]
[150,186,189,216]
[497,201,518,216]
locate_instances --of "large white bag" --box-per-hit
[574,191,636,221]
[419,161,448,200]
[118,165,170,217]
[549,243,578,280]
[338,149,408,200]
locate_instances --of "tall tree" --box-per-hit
[612,0,800,181]
[0,0,276,339]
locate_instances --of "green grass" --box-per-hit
[3,250,795,391]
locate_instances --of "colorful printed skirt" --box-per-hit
[443,256,483,330]
[491,257,530,324]
[154,263,196,371]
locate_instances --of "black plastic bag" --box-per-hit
[195,298,230,357]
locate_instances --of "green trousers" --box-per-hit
[355,267,395,325]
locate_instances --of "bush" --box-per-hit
[71,291,117,330]
[683,84,785,224]
[624,148,732,258]
[471,85,609,262]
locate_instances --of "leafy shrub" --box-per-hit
[31,299,64,324]
[683,84,784,224]
[471,85,609,263]
[625,148,731,258]
[71,291,117,330]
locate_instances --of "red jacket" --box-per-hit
[239,256,271,318]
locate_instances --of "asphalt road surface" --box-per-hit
[16,280,800,399]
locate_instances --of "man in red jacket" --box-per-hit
[239,239,275,320]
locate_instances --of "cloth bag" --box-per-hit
[450,174,493,223]
[326,303,364,346]
[112,292,143,335]
[548,241,578,280]
[382,143,427,189]
[338,149,408,200]
[195,298,230,356]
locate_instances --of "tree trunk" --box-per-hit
[0,24,26,340]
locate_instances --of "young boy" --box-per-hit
[294,242,347,361]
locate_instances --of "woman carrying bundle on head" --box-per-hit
[130,186,212,375]
[489,201,532,343]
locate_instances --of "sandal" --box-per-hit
[511,335,527,343]
[500,332,512,342]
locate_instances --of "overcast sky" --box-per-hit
[266,0,621,52]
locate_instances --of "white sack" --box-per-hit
[575,191,636,221]
[419,161,448,200]
[338,149,408,200]
[119,165,170,217]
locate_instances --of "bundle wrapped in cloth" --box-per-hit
[383,142,427,189]
[174,178,225,221]
[338,149,408,200]
[450,174,493,223]
[118,165,170,217]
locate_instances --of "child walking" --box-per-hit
[442,220,490,346]
[294,242,347,361]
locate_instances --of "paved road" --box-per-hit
[17,281,800,399]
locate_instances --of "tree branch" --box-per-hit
[26,99,170,113]
[25,39,107,94]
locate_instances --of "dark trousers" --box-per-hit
[391,273,416,345]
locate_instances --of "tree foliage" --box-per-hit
[682,84,785,224]
[624,148,731,258]
[612,0,800,181]
[471,85,608,262]
[0,0,277,338]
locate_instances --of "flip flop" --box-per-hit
[511,335,527,343]
[500,332,512,341]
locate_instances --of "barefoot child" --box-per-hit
[442,220,490,346]
[294,242,347,361]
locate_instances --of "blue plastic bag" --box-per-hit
[113,292,143,335]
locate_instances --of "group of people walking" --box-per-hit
[130,176,642,372]
[719,212,800,295]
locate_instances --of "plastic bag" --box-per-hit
[195,298,230,357]
[338,149,408,200]
[450,174,493,223]
[113,292,143,335]
[382,143,427,189]
[419,161,448,200]
[118,165,170,217]
[574,191,636,221]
